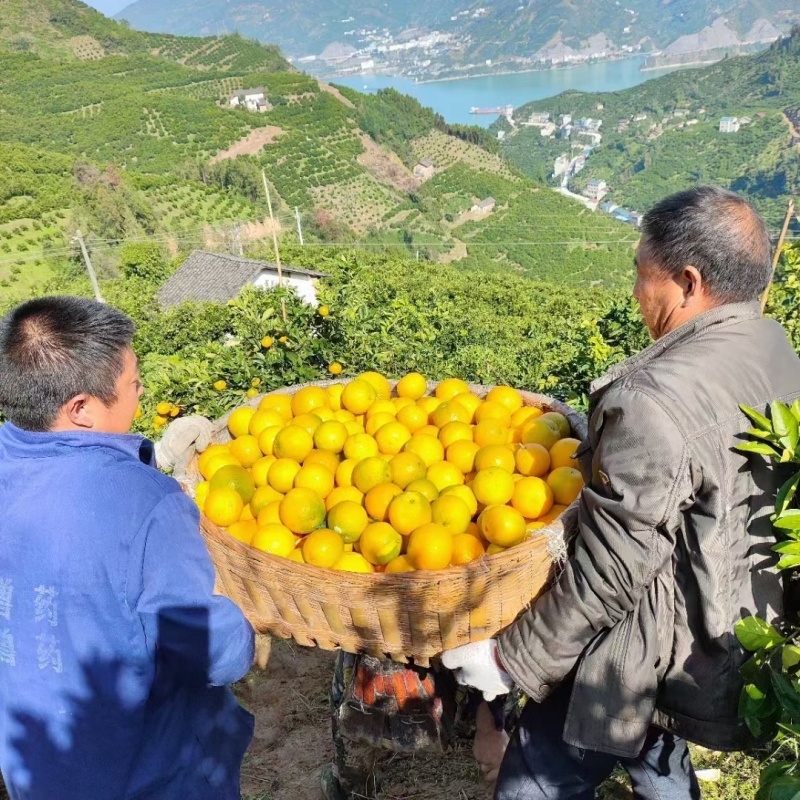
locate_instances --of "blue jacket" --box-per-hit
[0,423,255,799]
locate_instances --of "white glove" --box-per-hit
[441,639,513,701]
[154,415,214,472]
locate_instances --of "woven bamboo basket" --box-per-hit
[184,380,587,666]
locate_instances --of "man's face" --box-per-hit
[90,347,144,434]
[632,238,685,340]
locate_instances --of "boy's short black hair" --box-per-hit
[640,186,772,302]
[0,296,135,431]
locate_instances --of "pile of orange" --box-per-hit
[195,373,584,574]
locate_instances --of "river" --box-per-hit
[336,57,683,127]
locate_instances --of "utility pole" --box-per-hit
[74,230,104,303]
[762,197,795,312]
[261,169,287,323]
[295,207,304,246]
[234,222,244,256]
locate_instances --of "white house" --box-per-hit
[413,159,435,180]
[720,116,740,133]
[471,197,496,214]
[553,154,571,178]
[229,88,270,112]
[584,179,608,200]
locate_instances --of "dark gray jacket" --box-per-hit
[497,302,800,757]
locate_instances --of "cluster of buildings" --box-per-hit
[719,115,754,133]
[228,88,271,113]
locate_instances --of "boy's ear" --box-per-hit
[63,394,95,429]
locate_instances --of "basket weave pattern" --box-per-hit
[187,381,587,665]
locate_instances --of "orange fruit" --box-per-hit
[431,495,471,534]
[209,464,256,503]
[291,386,328,416]
[388,491,432,535]
[302,528,345,567]
[360,522,403,565]
[197,444,233,476]
[389,451,427,489]
[273,426,314,461]
[239,503,256,521]
[279,487,327,534]
[426,461,464,492]
[405,478,439,503]
[375,421,412,455]
[258,393,293,421]
[327,384,345,411]
[365,411,396,437]
[257,500,283,526]
[202,452,242,480]
[438,421,473,449]
[512,477,554,519]
[352,456,392,494]
[549,438,581,470]
[311,420,347,453]
[515,443,550,477]
[385,555,415,573]
[343,432,379,461]
[287,548,306,564]
[333,408,355,423]
[464,521,485,543]
[315,407,335,423]
[396,403,428,433]
[342,380,377,414]
[228,406,256,438]
[328,362,343,376]
[267,458,302,494]
[257,425,282,456]
[228,435,262,468]
[304,449,340,473]
[393,397,415,412]
[251,455,277,487]
[538,504,568,525]
[432,401,472,429]
[540,412,571,438]
[249,409,285,438]
[446,440,480,474]
[474,444,515,474]
[521,420,560,450]
[194,481,211,512]
[486,544,506,555]
[407,523,453,570]
[472,467,515,506]
[450,533,485,565]
[358,371,392,401]
[365,400,396,419]
[335,458,359,488]
[479,505,526,547]
[451,393,482,422]
[204,487,244,527]
[417,424,441,438]
[404,434,445,467]
[435,378,470,402]
[440,484,478,516]
[294,463,335,498]
[365,482,404,521]
[475,401,512,427]
[345,420,365,436]
[546,467,584,506]
[526,520,546,537]
[250,484,284,516]
[291,413,323,435]
[417,396,442,419]
[397,372,427,400]
[473,420,508,448]
[333,553,375,573]
[252,523,298,556]
[227,519,258,545]
[487,386,524,414]
[511,406,543,429]
[328,500,370,543]
[326,485,364,511]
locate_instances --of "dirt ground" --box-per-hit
[211,126,284,163]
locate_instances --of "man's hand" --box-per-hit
[154,415,214,472]
[441,639,513,701]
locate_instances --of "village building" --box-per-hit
[528,112,551,125]
[719,116,740,133]
[553,154,571,178]
[540,122,556,137]
[413,159,435,180]
[471,197,496,214]
[229,88,271,113]
[156,250,328,310]
[584,178,608,200]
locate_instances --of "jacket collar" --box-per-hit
[590,300,762,397]
[0,422,155,466]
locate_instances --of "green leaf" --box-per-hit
[773,401,800,453]
[742,404,773,432]
[784,644,800,671]
[737,441,779,456]
[749,428,780,441]
[775,511,800,531]
[771,670,800,718]
[736,617,787,651]
[773,542,800,554]
[792,399,800,422]
[766,776,800,800]
[778,555,800,571]
[777,473,800,517]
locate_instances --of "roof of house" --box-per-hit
[474,197,496,209]
[720,116,737,122]
[156,250,328,309]
[417,158,434,168]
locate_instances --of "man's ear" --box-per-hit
[63,395,95,429]
[680,265,703,304]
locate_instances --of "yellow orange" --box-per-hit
[521,420,561,450]
[352,456,392,494]
[396,403,428,433]
[475,401,512,427]
[335,458,359,488]
[312,420,348,453]
[360,522,403,565]
[239,504,255,522]
[431,495,471,535]
[540,412,571,438]
[291,385,328,416]
[267,458,302,494]
[294,463,335,498]
[252,523,298,557]
[486,544,506,555]
[327,500,370,543]
[388,491,432,535]
[440,484,478,516]
[426,461,464,492]
[375,421,412,455]
[194,480,210,512]
[473,420,508,448]
[209,464,255,503]
[417,424,440,438]
[343,433,379,461]
[365,400,396,419]
[397,372,427,399]
[333,408,355,423]
[393,397,415,412]
[314,407,335,424]
[358,371,392,401]
[258,393,293,420]
[450,533,485,565]
[197,444,233,477]
[228,406,256,438]
[287,548,306,563]
[342,380,377,414]
[512,477,554,520]
[364,482,403,521]
[365,412,396,436]
[451,392,482,422]
[438,420,473,449]
[327,384,345,411]
[474,444,515,474]
[479,505,527,547]
[404,434,444,467]
[472,467,515,506]
[538,504,567,525]
[385,555,415,573]
[304,449,340,474]
[546,467,584,506]
[389,451,427,489]
[435,378,470,402]
[273,425,314,461]
[249,409,285,438]
[326,485,364,511]
[227,435,262,468]
[257,500,283,527]
[302,528,344,567]
[515,443,550,477]
[227,519,258,545]
[487,386,524,414]
[333,553,375,573]
[202,452,242,481]
[279,488,327,535]
[432,401,472,429]
[511,406,543,429]
[204,487,244,527]
[407,523,453,570]
[417,396,442,419]
[445,439,480,474]
[291,413,323,435]
[248,455,274,487]
[549,437,581,470]
[405,478,439,503]
[257,425,282,457]
[250,484,284,516]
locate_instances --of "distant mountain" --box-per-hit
[115,0,800,71]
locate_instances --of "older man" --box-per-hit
[443,186,800,799]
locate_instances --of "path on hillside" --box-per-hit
[211,126,284,163]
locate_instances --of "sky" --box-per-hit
[82,0,130,16]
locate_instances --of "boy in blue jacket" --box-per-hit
[0,296,255,800]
